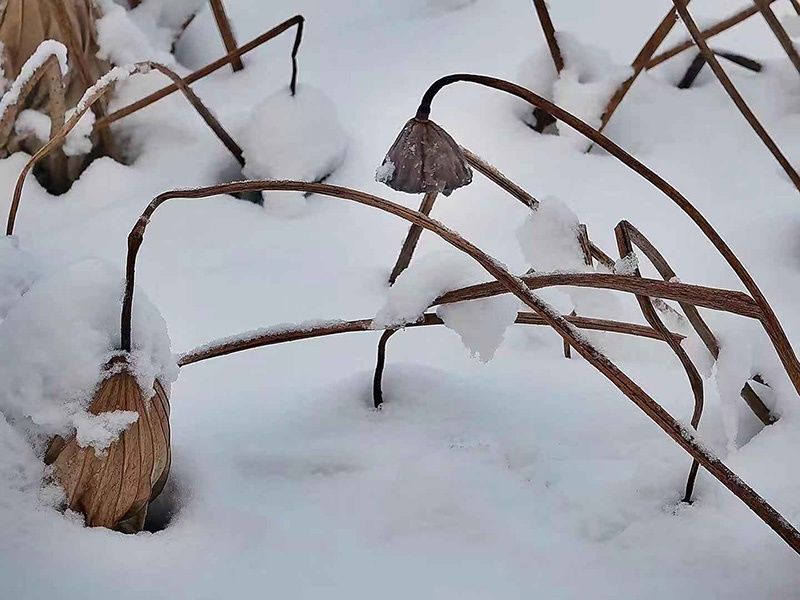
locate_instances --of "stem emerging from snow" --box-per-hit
[123,180,800,555]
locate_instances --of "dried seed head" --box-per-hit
[376,117,472,196]
[45,359,171,533]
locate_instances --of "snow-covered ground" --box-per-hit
[3,0,800,597]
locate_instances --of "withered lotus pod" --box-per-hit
[376,117,472,196]
[44,357,171,533]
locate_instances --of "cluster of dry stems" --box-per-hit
[3,0,800,563]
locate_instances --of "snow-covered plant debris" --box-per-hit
[517,34,631,147]
[374,252,485,328]
[0,259,177,451]
[241,84,348,212]
[437,296,518,362]
[516,196,585,272]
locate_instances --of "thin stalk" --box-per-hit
[531,0,563,72]
[52,0,117,159]
[434,273,760,319]
[753,0,800,73]
[671,1,800,193]
[209,0,244,72]
[413,73,800,400]
[177,311,678,368]
[598,6,683,133]
[124,180,800,554]
[388,192,438,284]
[647,2,777,68]
[6,61,244,236]
[96,15,304,130]
[616,222,703,502]
[461,147,538,209]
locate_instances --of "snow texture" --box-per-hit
[374,252,484,328]
[15,108,96,156]
[0,237,39,320]
[241,84,348,213]
[437,295,519,362]
[0,260,177,451]
[0,41,68,123]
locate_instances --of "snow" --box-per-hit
[437,295,519,362]
[15,108,96,156]
[240,84,348,211]
[374,251,484,327]
[0,41,68,122]
[72,410,140,453]
[0,259,177,452]
[0,236,39,320]
[516,196,585,271]
[2,0,800,597]
[553,34,633,150]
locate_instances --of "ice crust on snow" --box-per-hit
[0,260,177,450]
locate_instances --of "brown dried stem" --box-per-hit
[388,191,438,284]
[6,61,243,236]
[97,15,304,130]
[598,6,683,133]
[647,1,777,68]
[387,146,537,285]
[414,73,800,400]
[671,1,800,193]
[209,0,243,72]
[616,222,704,502]
[753,0,800,73]
[531,0,563,72]
[125,180,800,554]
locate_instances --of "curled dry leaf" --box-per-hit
[44,358,171,533]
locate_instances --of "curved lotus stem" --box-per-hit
[122,179,800,555]
[177,312,675,369]
[97,15,305,129]
[6,61,243,236]
[647,2,775,68]
[615,222,703,502]
[411,73,800,400]
[671,1,800,193]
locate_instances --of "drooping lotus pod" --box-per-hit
[44,358,171,533]
[376,117,472,196]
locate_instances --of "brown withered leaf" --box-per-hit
[44,361,171,533]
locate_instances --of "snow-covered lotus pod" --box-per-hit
[44,357,171,533]
[376,117,472,196]
[241,84,348,185]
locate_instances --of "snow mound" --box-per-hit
[553,34,632,150]
[516,196,585,271]
[16,108,96,157]
[374,252,484,328]
[241,84,348,211]
[437,296,519,362]
[517,35,631,148]
[95,0,176,65]
[0,259,178,451]
[0,237,40,321]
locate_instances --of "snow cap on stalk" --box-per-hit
[376,117,472,196]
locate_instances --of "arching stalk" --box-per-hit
[411,73,800,399]
[6,61,243,236]
[121,180,800,554]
